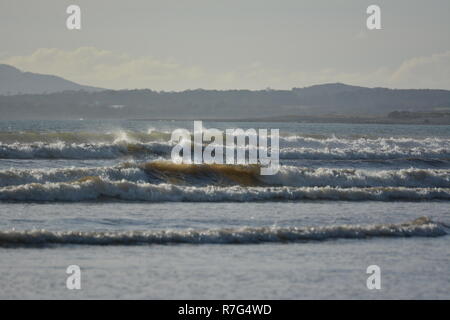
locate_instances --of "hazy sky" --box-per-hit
[1,0,449,90]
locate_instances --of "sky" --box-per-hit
[0,0,449,91]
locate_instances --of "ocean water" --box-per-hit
[0,120,449,299]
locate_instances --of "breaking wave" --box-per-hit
[1,162,449,188]
[0,217,446,247]
[264,166,450,188]
[0,141,172,159]
[0,133,448,161]
[279,135,450,160]
[1,177,450,202]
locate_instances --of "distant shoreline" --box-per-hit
[130,115,450,125]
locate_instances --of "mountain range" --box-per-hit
[0,64,449,122]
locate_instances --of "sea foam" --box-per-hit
[1,163,449,188]
[0,217,446,247]
[1,178,450,202]
[0,134,448,160]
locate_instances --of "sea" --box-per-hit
[0,120,449,299]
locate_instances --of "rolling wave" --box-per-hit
[1,162,449,188]
[280,147,450,161]
[1,130,448,146]
[0,177,449,202]
[0,141,172,159]
[0,133,448,161]
[0,217,446,247]
[264,166,450,188]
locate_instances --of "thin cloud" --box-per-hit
[1,47,449,90]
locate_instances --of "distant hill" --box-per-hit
[0,64,103,95]
[291,83,450,115]
[1,66,450,121]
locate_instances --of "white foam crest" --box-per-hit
[0,134,448,160]
[0,141,172,159]
[263,167,450,188]
[278,136,450,160]
[280,146,450,160]
[0,165,148,187]
[112,130,138,144]
[1,165,449,189]
[0,218,446,246]
[1,179,450,202]
[281,135,450,147]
